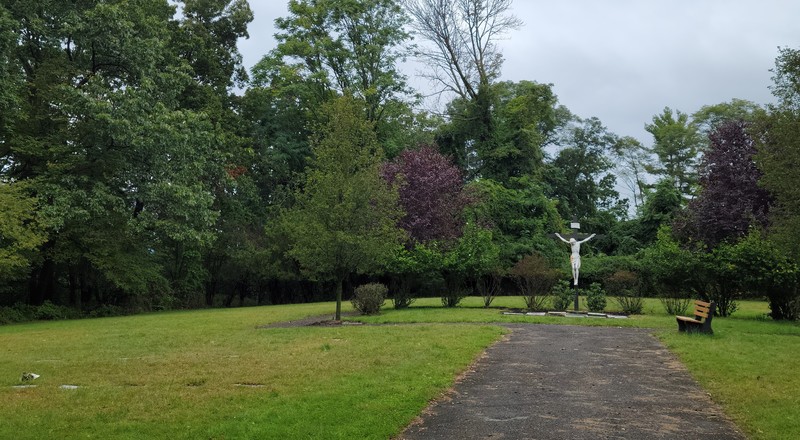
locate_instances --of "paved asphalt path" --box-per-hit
[399,324,746,440]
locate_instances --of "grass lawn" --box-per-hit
[0,303,504,439]
[1,296,798,439]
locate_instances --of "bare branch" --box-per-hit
[404,0,521,101]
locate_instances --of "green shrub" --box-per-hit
[389,276,417,309]
[551,280,573,311]
[660,295,691,316]
[10,302,37,320]
[477,272,503,308]
[580,254,639,287]
[606,270,644,315]
[511,254,559,312]
[586,283,607,313]
[34,301,79,320]
[351,283,387,315]
[441,273,468,308]
[0,306,28,325]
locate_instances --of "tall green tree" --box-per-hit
[636,179,682,245]
[0,0,239,307]
[545,117,625,222]
[645,107,704,198]
[245,0,414,215]
[261,0,411,126]
[468,176,562,265]
[756,46,800,259]
[170,0,257,306]
[488,81,571,182]
[283,96,404,320]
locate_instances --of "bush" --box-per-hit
[639,226,701,297]
[477,272,503,308]
[351,283,387,315]
[551,280,573,311]
[660,295,692,316]
[0,302,80,324]
[586,283,607,313]
[511,254,559,312]
[389,276,417,309]
[764,282,800,321]
[34,301,79,320]
[441,273,468,308]
[606,270,644,315]
[0,306,28,325]
[580,254,639,287]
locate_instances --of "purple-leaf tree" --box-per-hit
[383,145,473,244]
[675,120,772,246]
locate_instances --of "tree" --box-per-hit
[545,117,625,223]
[404,0,521,101]
[645,107,704,198]
[487,80,571,182]
[725,229,799,320]
[639,226,701,302]
[406,0,522,181]
[172,0,252,94]
[0,183,45,282]
[612,136,650,210]
[757,46,800,259]
[382,145,471,244]
[692,99,765,136]
[636,179,682,245]
[0,1,239,308]
[769,46,800,110]
[170,0,261,307]
[468,176,562,266]
[283,96,404,320]
[263,0,412,125]
[676,120,771,247]
[440,222,500,307]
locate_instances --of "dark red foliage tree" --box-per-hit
[675,120,772,246]
[383,145,472,244]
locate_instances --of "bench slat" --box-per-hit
[676,316,701,324]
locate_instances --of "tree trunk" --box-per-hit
[335,278,343,321]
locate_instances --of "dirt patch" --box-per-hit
[257,312,361,329]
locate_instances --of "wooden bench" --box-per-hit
[676,300,715,334]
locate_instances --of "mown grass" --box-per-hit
[0,303,504,439]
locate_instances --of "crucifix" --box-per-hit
[551,218,596,311]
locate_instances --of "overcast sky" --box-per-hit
[238,0,800,146]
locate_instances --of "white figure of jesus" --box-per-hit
[554,233,596,286]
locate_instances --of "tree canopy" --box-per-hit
[2,2,799,322]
